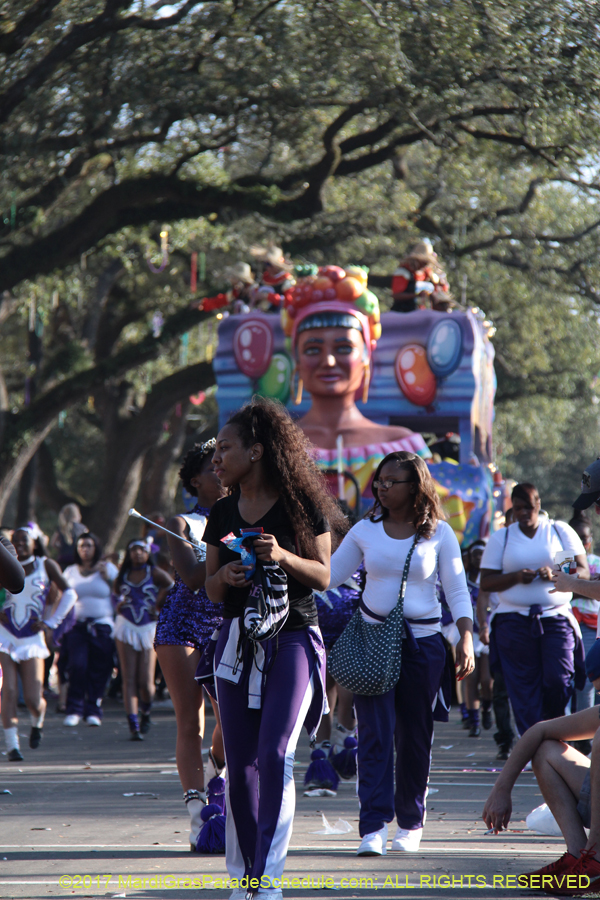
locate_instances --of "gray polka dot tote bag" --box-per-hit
[328,535,418,696]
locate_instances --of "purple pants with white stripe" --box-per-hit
[491,612,575,735]
[353,633,446,836]
[215,620,314,885]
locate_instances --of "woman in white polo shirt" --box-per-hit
[480,483,588,736]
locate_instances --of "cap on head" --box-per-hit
[573,458,600,509]
[586,638,600,682]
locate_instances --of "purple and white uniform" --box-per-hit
[154,506,222,651]
[114,566,158,651]
[0,557,51,661]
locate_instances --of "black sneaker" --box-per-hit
[29,727,43,749]
[496,745,511,761]
[8,748,24,761]
[130,730,144,742]
[140,714,151,735]
[481,709,493,730]
[469,723,481,737]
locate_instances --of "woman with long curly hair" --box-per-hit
[204,395,346,900]
[328,451,474,856]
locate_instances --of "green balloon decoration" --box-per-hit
[257,352,293,402]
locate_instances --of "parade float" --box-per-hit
[211,262,498,546]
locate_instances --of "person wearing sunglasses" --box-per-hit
[327,450,474,856]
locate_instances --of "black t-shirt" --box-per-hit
[203,493,329,630]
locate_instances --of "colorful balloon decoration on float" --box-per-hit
[281,264,382,344]
[426,317,463,378]
[232,317,274,379]
[257,352,293,403]
[395,344,437,407]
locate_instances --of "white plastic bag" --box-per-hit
[526,803,563,837]
[311,813,353,835]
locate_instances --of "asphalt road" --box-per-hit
[0,696,564,900]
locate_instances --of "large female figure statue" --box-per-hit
[282,267,432,783]
[283,265,430,508]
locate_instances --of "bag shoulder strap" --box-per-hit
[501,524,510,570]
[398,533,419,603]
[551,521,564,551]
[359,532,419,620]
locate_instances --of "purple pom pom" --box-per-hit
[304,748,339,791]
[196,803,226,854]
[207,775,226,813]
[330,736,358,780]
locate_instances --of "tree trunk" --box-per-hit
[86,362,213,550]
[138,401,191,516]
[16,454,38,525]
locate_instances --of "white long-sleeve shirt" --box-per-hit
[329,518,472,638]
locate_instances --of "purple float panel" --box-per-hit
[213,308,495,464]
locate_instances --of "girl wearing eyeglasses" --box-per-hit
[328,451,474,856]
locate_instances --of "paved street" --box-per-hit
[0,698,562,900]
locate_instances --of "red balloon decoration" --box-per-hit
[233,318,274,379]
[395,344,437,406]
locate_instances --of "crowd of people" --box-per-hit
[2,398,600,899]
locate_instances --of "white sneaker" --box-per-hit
[357,823,387,856]
[63,714,80,727]
[85,716,101,727]
[391,826,423,851]
[254,892,283,900]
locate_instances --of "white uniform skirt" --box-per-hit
[0,623,49,662]
[113,615,156,652]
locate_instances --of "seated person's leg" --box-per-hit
[532,739,589,856]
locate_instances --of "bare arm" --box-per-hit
[42,558,78,629]
[480,567,537,592]
[552,569,600,600]
[152,565,174,610]
[454,616,475,680]
[476,589,491,645]
[165,515,208,592]
[482,707,600,832]
[0,541,24,594]
[44,558,71,593]
[253,532,331,591]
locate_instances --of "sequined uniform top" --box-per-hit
[116,566,158,627]
[3,556,50,638]
[154,506,222,651]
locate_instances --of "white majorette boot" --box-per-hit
[391,826,423,851]
[205,747,226,782]
[4,726,23,762]
[357,823,387,856]
[184,788,207,851]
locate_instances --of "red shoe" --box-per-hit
[521,852,578,888]
[546,847,600,896]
